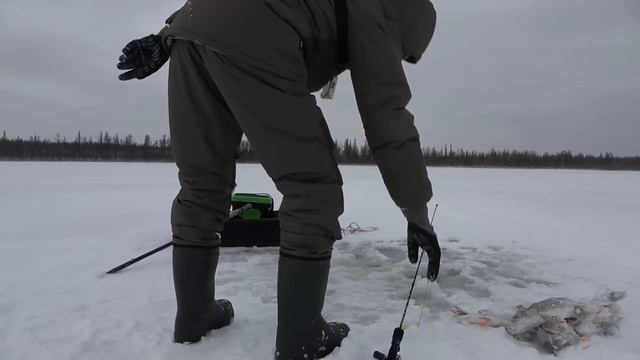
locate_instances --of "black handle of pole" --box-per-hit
[387,327,404,360]
[373,351,387,360]
[373,327,404,360]
[105,204,252,274]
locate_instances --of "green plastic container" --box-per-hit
[231,193,275,219]
[223,192,280,247]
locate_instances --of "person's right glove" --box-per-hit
[407,222,441,281]
[117,34,169,81]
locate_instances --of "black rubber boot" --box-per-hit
[275,255,350,360]
[173,245,234,344]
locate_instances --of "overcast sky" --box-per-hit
[1,0,638,155]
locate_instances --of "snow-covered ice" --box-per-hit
[1,162,639,360]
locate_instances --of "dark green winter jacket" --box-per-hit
[161,0,436,209]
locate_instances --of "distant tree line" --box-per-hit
[335,139,640,170]
[1,131,639,170]
[0,131,173,162]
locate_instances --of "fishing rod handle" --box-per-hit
[373,351,387,360]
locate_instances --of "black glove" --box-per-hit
[117,34,169,80]
[407,222,441,281]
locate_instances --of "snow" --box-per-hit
[1,162,639,360]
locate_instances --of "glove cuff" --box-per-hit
[401,203,434,233]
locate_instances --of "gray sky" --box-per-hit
[1,0,639,155]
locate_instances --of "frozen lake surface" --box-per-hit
[1,162,639,359]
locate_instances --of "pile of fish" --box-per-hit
[453,291,626,355]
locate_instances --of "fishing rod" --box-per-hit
[373,204,439,360]
[105,204,252,274]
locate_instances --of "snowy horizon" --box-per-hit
[1,162,638,359]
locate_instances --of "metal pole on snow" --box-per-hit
[105,204,252,274]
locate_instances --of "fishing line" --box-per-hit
[417,205,439,328]
[417,272,431,328]
[341,222,379,234]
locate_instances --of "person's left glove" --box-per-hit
[117,34,169,80]
[407,222,441,281]
[402,204,441,281]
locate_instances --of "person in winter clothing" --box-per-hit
[117,0,440,358]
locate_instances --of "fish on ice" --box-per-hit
[452,291,626,355]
